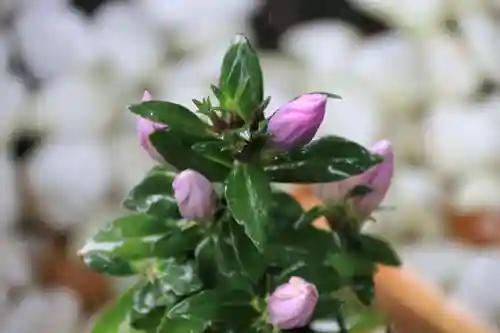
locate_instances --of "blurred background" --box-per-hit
[2,0,500,331]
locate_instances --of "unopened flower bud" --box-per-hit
[136,91,167,163]
[268,276,319,329]
[267,93,327,150]
[172,169,216,220]
[313,140,394,219]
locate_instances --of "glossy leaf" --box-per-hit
[357,234,401,266]
[192,141,234,168]
[225,162,272,252]
[154,258,203,296]
[132,280,176,317]
[130,306,166,332]
[167,289,258,328]
[213,220,266,292]
[157,317,208,333]
[122,168,179,219]
[91,285,138,333]
[150,129,230,182]
[219,34,264,123]
[83,252,135,277]
[269,191,304,231]
[265,136,382,183]
[352,276,375,306]
[154,220,202,259]
[195,237,218,288]
[268,225,338,266]
[79,214,172,276]
[294,205,326,229]
[129,101,210,137]
[313,294,343,319]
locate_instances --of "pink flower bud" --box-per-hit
[136,91,168,163]
[172,169,217,220]
[267,94,327,150]
[353,140,393,217]
[313,140,394,219]
[268,276,319,329]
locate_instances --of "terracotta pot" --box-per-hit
[290,185,496,333]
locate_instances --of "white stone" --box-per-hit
[14,5,96,81]
[0,234,31,287]
[424,101,500,175]
[3,288,81,333]
[280,20,361,74]
[349,32,423,114]
[349,0,448,34]
[0,74,26,143]
[27,140,112,231]
[32,73,115,139]
[367,203,445,245]
[459,11,500,80]
[0,34,11,73]
[387,167,442,210]
[421,33,481,100]
[173,18,251,53]
[452,255,500,327]
[0,152,19,232]
[110,134,156,198]
[386,119,425,163]
[450,0,489,14]
[136,0,258,34]
[316,85,382,147]
[155,70,212,108]
[92,2,164,86]
[451,173,500,213]
[397,243,478,287]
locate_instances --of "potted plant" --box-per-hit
[79,34,411,333]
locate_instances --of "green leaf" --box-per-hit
[267,226,343,292]
[212,220,266,292]
[130,306,166,332]
[154,220,202,259]
[132,280,177,317]
[82,253,135,276]
[313,294,343,319]
[351,276,375,306]
[268,225,338,266]
[157,317,208,333]
[195,237,218,288]
[154,258,203,296]
[192,141,234,168]
[129,101,210,137]
[357,234,401,266]
[294,206,326,229]
[79,214,172,276]
[269,191,304,231]
[348,309,385,333]
[150,129,230,182]
[91,284,138,333]
[167,290,258,328]
[122,168,179,219]
[225,162,272,252]
[326,252,373,283]
[219,34,264,123]
[265,136,382,183]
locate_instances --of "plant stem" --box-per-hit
[336,313,348,333]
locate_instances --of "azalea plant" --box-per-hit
[80,34,400,333]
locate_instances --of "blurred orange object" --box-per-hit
[291,185,496,333]
[446,208,500,246]
[34,235,112,316]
